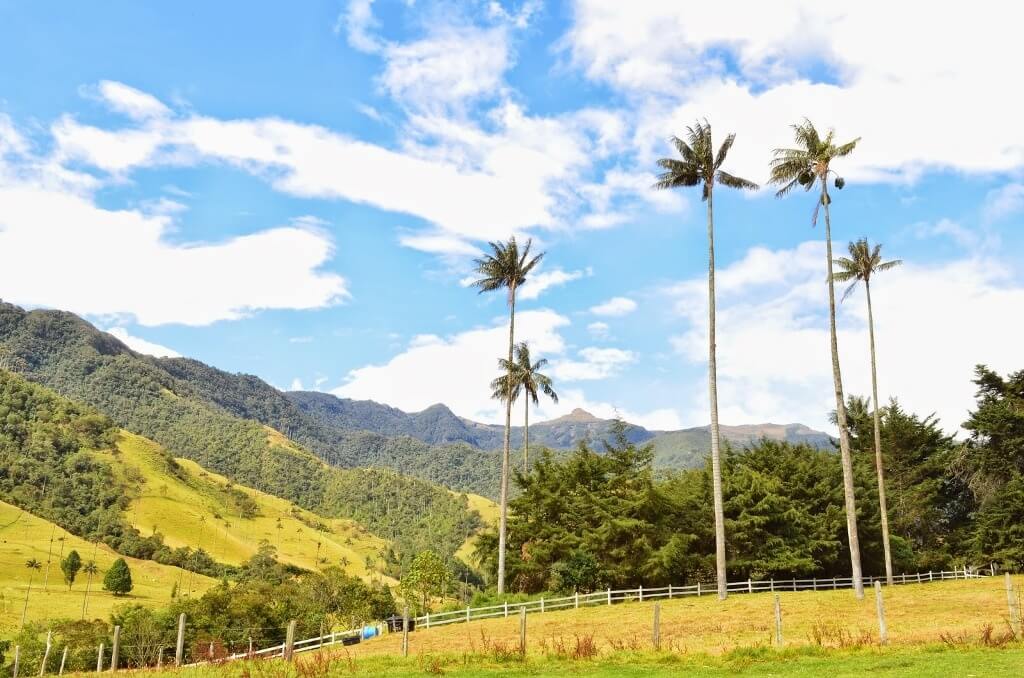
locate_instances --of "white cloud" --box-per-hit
[333,310,570,421]
[93,81,171,120]
[518,267,589,301]
[290,378,305,391]
[586,321,610,339]
[339,0,383,53]
[398,233,481,256]
[590,296,637,316]
[105,327,181,358]
[289,336,313,344]
[983,183,1024,223]
[667,240,1024,432]
[0,136,348,326]
[565,2,1024,183]
[552,346,636,382]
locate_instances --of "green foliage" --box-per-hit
[103,557,133,596]
[400,550,450,613]
[61,549,82,589]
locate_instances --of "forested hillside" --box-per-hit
[0,305,480,567]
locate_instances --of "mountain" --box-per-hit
[0,303,482,566]
[286,390,832,466]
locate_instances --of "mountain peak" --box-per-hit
[550,408,602,423]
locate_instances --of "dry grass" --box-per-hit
[339,577,1024,659]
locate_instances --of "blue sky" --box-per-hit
[1,1,1022,432]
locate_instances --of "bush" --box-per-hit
[103,558,133,596]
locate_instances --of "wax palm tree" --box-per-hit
[471,236,544,594]
[769,118,865,599]
[833,238,902,586]
[654,119,758,600]
[491,343,558,473]
[20,558,41,630]
[80,560,98,619]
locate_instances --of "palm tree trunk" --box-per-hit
[20,574,33,630]
[706,186,729,601]
[82,572,92,619]
[866,280,894,585]
[523,398,529,474]
[822,180,865,600]
[497,282,516,595]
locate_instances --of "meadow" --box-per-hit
[0,500,215,631]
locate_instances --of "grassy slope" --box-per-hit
[112,431,393,582]
[453,492,498,567]
[0,500,215,631]
[347,577,1022,658]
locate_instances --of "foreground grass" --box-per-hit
[93,644,1024,677]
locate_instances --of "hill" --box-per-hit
[0,499,216,631]
[648,423,834,469]
[0,305,481,569]
[112,431,390,580]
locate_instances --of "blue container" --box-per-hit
[361,625,378,640]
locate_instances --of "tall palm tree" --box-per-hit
[833,238,902,586]
[769,119,865,599]
[471,237,544,594]
[491,342,558,473]
[20,558,41,630]
[654,120,758,600]
[80,560,98,619]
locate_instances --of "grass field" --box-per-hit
[109,432,393,581]
[347,576,1022,658]
[453,491,498,567]
[0,500,215,632]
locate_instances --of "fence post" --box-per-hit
[812,577,817,591]
[1006,573,1022,634]
[157,649,163,669]
[284,620,296,661]
[96,644,103,673]
[668,584,673,600]
[929,571,933,582]
[425,612,430,629]
[874,581,888,645]
[652,603,661,650]
[774,594,783,647]
[466,605,471,623]
[639,584,643,602]
[770,578,774,593]
[748,578,753,594]
[58,646,68,676]
[574,592,579,609]
[697,581,701,597]
[607,588,611,605]
[110,625,121,672]
[540,597,545,613]
[39,630,52,676]
[248,636,253,656]
[402,606,409,658]
[175,613,186,667]
[519,607,527,656]
[504,601,508,618]
[13,645,19,678]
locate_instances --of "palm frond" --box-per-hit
[840,280,859,303]
[716,170,759,191]
[713,132,735,170]
[875,259,902,272]
[833,137,861,158]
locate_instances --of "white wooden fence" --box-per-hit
[412,566,993,630]
[203,565,993,666]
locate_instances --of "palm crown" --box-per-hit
[653,120,758,199]
[471,237,543,302]
[769,118,860,202]
[832,238,902,301]
[489,343,557,405]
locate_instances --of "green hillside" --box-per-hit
[0,305,481,568]
[112,431,392,581]
[0,500,215,631]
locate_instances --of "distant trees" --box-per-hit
[833,239,902,584]
[103,558,133,596]
[770,119,864,599]
[654,120,758,600]
[61,549,82,590]
[471,237,544,595]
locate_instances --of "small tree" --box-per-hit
[61,550,82,590]
[400,550,449,613]
[103,558,133,597]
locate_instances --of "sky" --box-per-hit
[1,1,1022,434]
